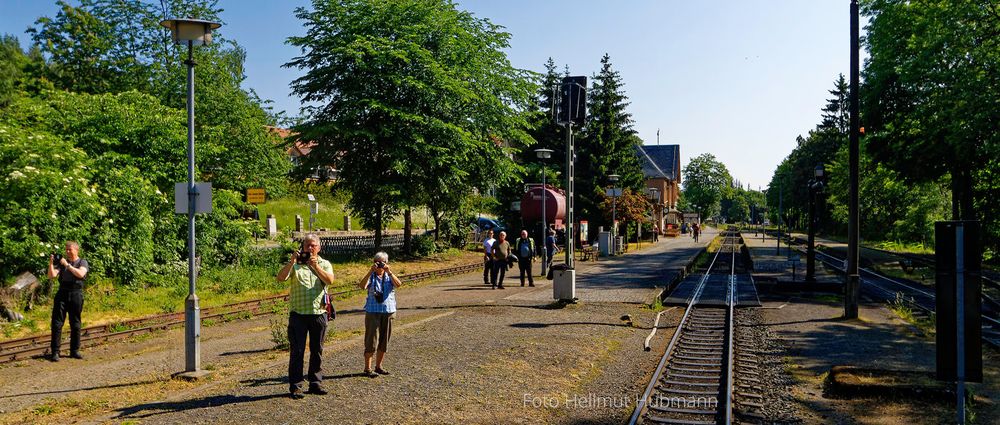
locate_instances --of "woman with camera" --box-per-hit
[276,233,335,399]
[358,251,402,378]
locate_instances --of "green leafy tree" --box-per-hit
[285,0,536,249]
[682,153,732,220]
[27,0,290,196]
[862,0,1000,226]
[577,54,644,239]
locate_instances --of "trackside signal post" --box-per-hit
[935,221,983,425]
[553,76,586,302]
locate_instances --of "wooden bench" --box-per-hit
[577,244,599,262]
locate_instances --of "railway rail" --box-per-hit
[0,262,481,364]
[769,231,1000,348]
[631,230,759,425]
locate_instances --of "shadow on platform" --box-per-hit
[113,393,286,420]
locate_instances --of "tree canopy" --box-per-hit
[285,0,537,248]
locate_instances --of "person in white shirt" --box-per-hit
[482,229,496,285]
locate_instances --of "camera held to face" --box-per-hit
[296,251,312,265]
[52,253,63,264]
[375,261,386,269]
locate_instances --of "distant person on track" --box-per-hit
[482,229,495,285]
[359,251,402,378]
[514,230,535,287]
[693,223,701,242]
[653,224,660,242]
[490,231,511,289]
[276,233,335,399]
[47,240,89,362]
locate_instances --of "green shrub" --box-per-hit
[0,123,102,280]
[411,234,437,257]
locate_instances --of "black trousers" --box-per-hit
[288,312,328,391]
[51,290,84,356]
[483,257,493,284]
[518,258,534,285]
[490,259,507,287]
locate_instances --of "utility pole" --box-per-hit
[845,0,861,319]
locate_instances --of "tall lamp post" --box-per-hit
[806,165,826,283]
[535,148,553,275]
[608,174,620,255]
[160,17,220,379]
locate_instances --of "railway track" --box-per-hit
[771,232,1000,348]
[0,262,481,364]
[631,230,759,425]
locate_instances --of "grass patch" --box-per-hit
[888,292,936,336]
[256,192,434,232]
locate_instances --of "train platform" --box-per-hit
[663,274,760,307]
[0,230,724,424]
[505,226,718,304]
[743,230,842,288]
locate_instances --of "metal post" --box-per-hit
[541,164,547,274]
[807,184,816,282]
[956,224,966,424]
[845,0,861,319]
[777,177,783,255]
[565,123,574,268]
[612,194,617,256]
[184,41,201,373]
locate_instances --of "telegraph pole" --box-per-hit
[845,0,861,318]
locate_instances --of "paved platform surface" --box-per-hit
[505,226,717,304]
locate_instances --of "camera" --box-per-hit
[52,253,63,264]
[296,251,312,265]
[375,261,386,269]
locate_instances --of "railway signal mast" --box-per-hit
[553,76,586,302]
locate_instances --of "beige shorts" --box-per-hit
[364,312,394,354]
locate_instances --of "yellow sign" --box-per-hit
[246,188,266,204]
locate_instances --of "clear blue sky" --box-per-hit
[0,0,857,189]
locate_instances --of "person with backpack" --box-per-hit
[514,230,536,287]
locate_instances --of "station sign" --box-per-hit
[246,188,266,204]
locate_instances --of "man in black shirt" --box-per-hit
[47,241,89,361]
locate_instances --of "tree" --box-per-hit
[285,0,537,249]
[862,0,1000,223]
[682,153,732,220]
[27,0,291,196]
[577,54,644,239]
[0,35,29,107]
[599,188,651,243]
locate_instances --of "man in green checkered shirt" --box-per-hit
[277,233,335,399]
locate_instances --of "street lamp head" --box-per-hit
[534,148,553,160]
[160,18,222,46]
[814,165,825,179]
[608,174,620,183]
